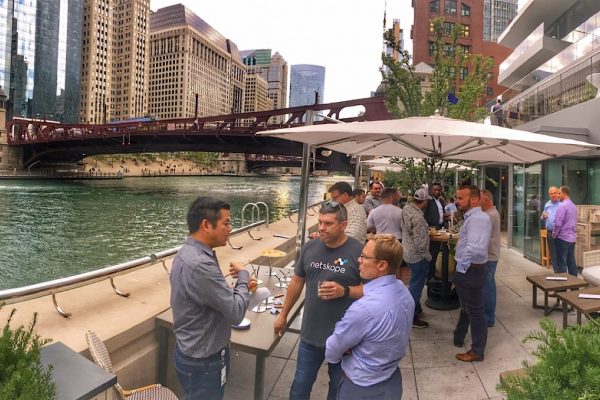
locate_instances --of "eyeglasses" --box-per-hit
[359,253,378,261]
[322,200,347,220]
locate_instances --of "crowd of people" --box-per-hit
[167,179,516,399]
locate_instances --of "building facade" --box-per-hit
[148,4,245,119]
[81,0,113,123]
[241,49,288,121]
[243,73,273,114]
[289,64,325,107]
[111,0,150,120]
[483,0,518,42]
[0,0,84,123]
[486,0,600,262]
[411,0,516,103]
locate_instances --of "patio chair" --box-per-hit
[85,330,179,400]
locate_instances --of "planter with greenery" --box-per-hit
[498,317,600,400]
[0,306,55,399]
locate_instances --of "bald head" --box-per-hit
[548,186,559,203]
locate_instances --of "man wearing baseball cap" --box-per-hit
[400,188,432,329]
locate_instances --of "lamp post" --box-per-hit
[194,93,199,118]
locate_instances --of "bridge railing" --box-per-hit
[0,219,265,317]
[5,97,392,145]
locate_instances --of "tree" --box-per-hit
[379,16,494,190]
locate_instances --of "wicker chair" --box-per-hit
[85,330,179,400]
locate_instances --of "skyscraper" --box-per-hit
[111,0,151,120]
[148,4,245,119]
[241,49,288,115]
[289,64,325,107]
[0,0,84,123]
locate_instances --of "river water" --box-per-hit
[0,176,346,290]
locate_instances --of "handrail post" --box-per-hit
[296,110,313,259]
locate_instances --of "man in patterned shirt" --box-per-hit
[329,182,368,243]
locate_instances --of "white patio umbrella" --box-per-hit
[259,115,599,163]
[362,157,476,171]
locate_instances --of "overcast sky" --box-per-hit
[150,0,525,103]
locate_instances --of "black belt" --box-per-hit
[470,263,485,268]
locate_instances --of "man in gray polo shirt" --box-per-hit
[170,197,253,400]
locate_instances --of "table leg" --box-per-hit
[577,311,582,325]
[441,246,449,299]
[544,290,549,316]
[562,300,568,329]
[158,326,168,385]
[532,285,538,308]
[254,354,265,400]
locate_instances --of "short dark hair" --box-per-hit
[320,201,348,222]
[352,188,365,197]
[458,184,480,199]
[381,187,398,200]
[329,181,353,196]
[187,197,230,234]
[431,182,443,189]
[560,186,570,195]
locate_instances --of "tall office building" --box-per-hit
[111,0,150,120]
[81,0,113,123]
[241,49,288,121]
[483,0,518,43]
[0,0,84,123]
[289,64,325,107]
[243,72,273,113]
[412,0,516,102]
[148,5,245,119]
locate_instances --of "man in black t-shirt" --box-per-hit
[275,201,363,400]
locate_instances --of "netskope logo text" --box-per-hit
[309,261,347,274]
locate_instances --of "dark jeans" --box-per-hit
[555,238,577,276]
[290,340,342,400]
[408,258,430,316]
[453,264,488,356]
[337,368,402,400]
[484,260,498,326]
[547,230,558,272]
[174,344,229,400]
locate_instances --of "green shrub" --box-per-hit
[0,307,55,400]
[498,318,600,400]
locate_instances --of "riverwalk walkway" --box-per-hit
[224,247,579,400]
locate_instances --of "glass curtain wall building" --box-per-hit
[0,0,83,123]
[289,64,325,107]
[491,0,600,261]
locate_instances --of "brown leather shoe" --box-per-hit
[455,350,484,362]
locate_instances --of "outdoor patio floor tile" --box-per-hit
[271,331,299,359]
[415,365,488,400]
[410,339,465,369]
[401,367,419,400]
[225,351,286,400]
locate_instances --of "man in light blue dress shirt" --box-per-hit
[326,235,414,399]
[541,186,560,272]
[453,185,492,363]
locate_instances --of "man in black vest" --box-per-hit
[424,183,446,279]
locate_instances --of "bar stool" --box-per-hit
[540,229,550,268]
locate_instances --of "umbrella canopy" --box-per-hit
[362,157,476,171]
[258,115,599,163]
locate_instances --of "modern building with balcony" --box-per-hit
[490,0,600,261]
[289,64,325,107]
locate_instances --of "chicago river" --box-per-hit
[0,175,341,289]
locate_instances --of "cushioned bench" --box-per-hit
[582,250,600,286]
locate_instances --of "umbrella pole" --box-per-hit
[354,155,361,189]
[295,110,314,259]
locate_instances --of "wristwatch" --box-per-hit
[343,286,350,298]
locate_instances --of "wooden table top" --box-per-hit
[429,229,459,242]
[556,286,600,313]
[526,272,589,291]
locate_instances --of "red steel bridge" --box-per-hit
[6,97,391,170]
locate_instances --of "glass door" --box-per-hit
[512,164,525,251]
[523,163,542,262]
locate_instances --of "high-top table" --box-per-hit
[426,230,460,310]
[156,269,304,400]
[526,273,589,315]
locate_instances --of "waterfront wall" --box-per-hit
[0,211,318,391]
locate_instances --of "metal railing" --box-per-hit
[0,219,265,317]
